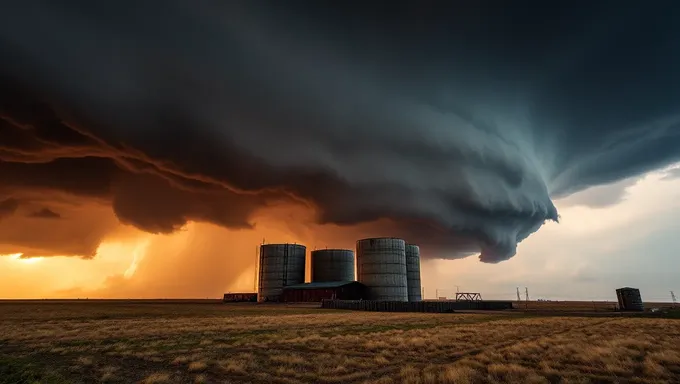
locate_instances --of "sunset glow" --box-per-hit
[8,253,43,264]
[3,4,680,383]
[1,1,679,304]
[0,167,677,301]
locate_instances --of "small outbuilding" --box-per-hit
[616,287,644,311]
[281,281,366,302]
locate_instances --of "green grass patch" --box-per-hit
[0,355,71,384]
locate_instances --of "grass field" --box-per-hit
[1,301,679,384]
[509,300,676,313]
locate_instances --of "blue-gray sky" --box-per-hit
[424,166,680,302]
[0,1,679,298]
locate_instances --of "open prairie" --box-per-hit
[1,301,679,384]
[509,300,675,313]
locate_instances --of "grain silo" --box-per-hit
[258,243,306,302]
[616,287,644,311]
[311,249,355,282]
[356,237,408,301]
[405,244,422,302]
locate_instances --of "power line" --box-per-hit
[435,288,460,299]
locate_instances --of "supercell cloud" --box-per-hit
[1,1,680,262]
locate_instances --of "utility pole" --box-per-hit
[516,287,521,302]
[456,285,460,294]
[672,291,677,307]
[525,287,530,310]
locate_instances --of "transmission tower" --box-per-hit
[672,291,677,307]
[525,287,529,302]
[516,287,521,302]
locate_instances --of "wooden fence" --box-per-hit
[321,299,513,312]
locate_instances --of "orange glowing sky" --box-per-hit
[2,167,679,302]
[3,0,680,305]
[0,202,390,299]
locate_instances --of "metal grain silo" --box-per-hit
[405,244,422,302]
[356,237,408,301]
[258,243,306,302]
[311,249,355,282]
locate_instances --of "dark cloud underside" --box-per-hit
[0,198,19,219]
[1,0,680,262]
[27,208,61,219]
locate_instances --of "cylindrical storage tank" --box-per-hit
[311,249,355,282]
[405,244,422,302]
[258,244,306,302]
[356,237,408,301]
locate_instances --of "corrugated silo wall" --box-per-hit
[628,289,644,311]
[311,249,355,282]
[258,244,306,302]
[616,290,624,309]
[405,244,422,302]
[616,288,644,311]
[356,238,408,301]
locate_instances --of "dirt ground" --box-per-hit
[1,301,679,384]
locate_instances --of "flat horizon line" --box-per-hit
[0,298,675,304]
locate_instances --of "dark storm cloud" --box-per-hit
[0,198,19,219]
[27,208,61,219]
[1,0,680,262]
[0,193,125,257]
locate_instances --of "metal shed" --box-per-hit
[281,281,366,302]
[616,287,644,311]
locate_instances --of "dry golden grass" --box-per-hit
[0,301,678,383]
[142,372,171,383]
[187,361,208,372]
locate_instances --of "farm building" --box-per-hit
[223,293,257,303]
[281,281,366,302]
[616,287,644,311]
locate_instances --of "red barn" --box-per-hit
[281,281,365,302]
